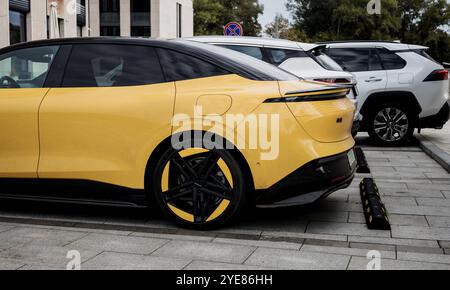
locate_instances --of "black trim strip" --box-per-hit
[264,92,348,103]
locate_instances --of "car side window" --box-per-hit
[327,48,371,72]
[218,45,264,60]
[62,44,165,87]
[369,49,383,71]
[265,48,308,66]
[0,46,60,89]
[377,48,407,70]
[156,48,230,82]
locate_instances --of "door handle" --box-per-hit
[365,77,383,83]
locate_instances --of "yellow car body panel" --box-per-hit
[38,83,176,188]
[1,75,354,192]
[0,88,49,178]
[172,75,355,190]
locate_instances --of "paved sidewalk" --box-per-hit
[0,141,450,270]
[420,124,450,154]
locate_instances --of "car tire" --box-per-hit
[152,142,247,230]
[367,102,415,146]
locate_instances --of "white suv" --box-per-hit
[185,36,361,134]
[324,41,449,145]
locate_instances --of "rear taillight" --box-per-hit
[314,78,352,84]
[423,70,449,82]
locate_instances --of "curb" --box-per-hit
[415,135,450,173]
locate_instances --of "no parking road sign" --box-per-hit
[224,22,243,36]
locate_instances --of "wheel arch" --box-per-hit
[360,91,422,129]
[143,131,256,205]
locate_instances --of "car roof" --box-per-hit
[319,40,428,51]
[0,37,296,82]
[184,36,322,51]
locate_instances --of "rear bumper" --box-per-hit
[256,150,356,208]
[420,102,450,129]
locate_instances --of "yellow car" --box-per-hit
[0,38,356,229]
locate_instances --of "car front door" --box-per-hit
[327,47,387,112]
[0,45,59,178]
[38,44,176,189]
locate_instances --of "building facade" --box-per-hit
[0,0,193,48]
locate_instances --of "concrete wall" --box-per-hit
[89,0,100,37]
[0,0,10,47]
[28,0,47,41]
[152,0,193,38]
[120,0,130,36]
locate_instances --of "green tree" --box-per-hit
[286,0,450,62]
[193,0,264,36]
[264,14,308,41]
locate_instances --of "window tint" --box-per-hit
[328,48,370,72]
[369,49,383,71]
[62,44,164,87]
[218,45,264,60]
[377,48,407,70]
[0,46,59,89]
[266,48,308,65]
[156,48,230,82]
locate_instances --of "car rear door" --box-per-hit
[327,47,387,112]
[38,43,176,189]
[0,45,59,178]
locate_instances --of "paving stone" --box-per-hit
[212,238,301,250]
[349,242,396,252]
[395,166,447,174]
[369,161,416,167]
[0,244,100,267]
[372,171,427,179]
[348,212,427,227]
[408,183,450,191]
[397,245,444,255]
[244,247,350,270]
[0,227,88,248]
[426,216,450,228]
[0,258,25,270]
[261,231,348,242]
[348,256,450,270]
[306,222,391,238]
[375,178,432,184]
[66,233,169,255]
[82,252,190,270]
[392,225,450,241]
[301,244,395,259]
[18,264,62,270]
[303,239,348,248]
[0,224,14,234]
[381,188,444,198]
[444,248,450,255]
[386,204,450,217]
[417,198,450,207]
[397,252,450,265]
[130,232,215,242]
[185,260,269,270]
[152,240,256,264]
[348,236,440,248]
[443,191,450,199]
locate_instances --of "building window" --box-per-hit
[77,0,87,36]
[131,0,151,37]
[176,3,182,38]
[9,10,27,45]
[100,0,120,36]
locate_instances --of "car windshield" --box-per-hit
[177,40,299,81]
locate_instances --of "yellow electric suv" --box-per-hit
[0,38,356,229]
